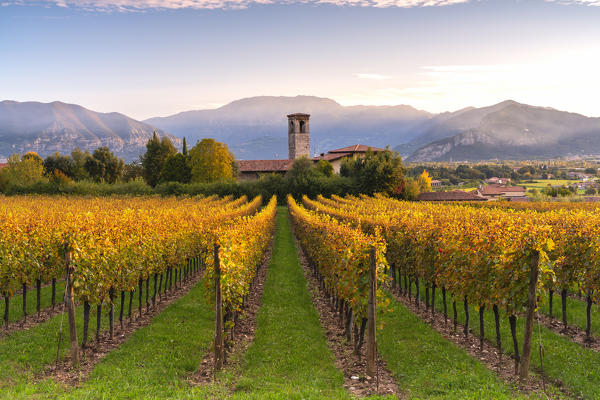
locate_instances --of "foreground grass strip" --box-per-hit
[538,293,600,338]
[0,274,179,395]
[412,284,598,399]
[2,280,66,326]
[378,293,522,400]
[67,279,214,399]
[230,207,349,400]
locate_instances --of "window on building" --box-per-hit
[300,120,305,133]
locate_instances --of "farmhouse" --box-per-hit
[238,113,384,180]
[485,177,511,185]
[430,179,442,187]
[313,144,386,174]
[418,190,487,202]
[475,183,527,200]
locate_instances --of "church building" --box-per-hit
[238,113,384,180]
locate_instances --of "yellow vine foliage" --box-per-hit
[0,195,264,305]
[288,195,388,324]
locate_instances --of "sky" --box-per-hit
[1,0,599,120]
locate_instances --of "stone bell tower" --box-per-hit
[287,113,310,159]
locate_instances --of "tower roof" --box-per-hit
[287,113,310,118]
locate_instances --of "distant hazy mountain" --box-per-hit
[3,97,598,164]
[0,100,179,162]
[145,96,432,160]
[405,101,600,162]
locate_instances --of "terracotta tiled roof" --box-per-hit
[313,152,353,162]
[418,190,487,202]
[0,163,7,169]
[327,144,386,154]
[238,159,292,173]
[480,184,526,195]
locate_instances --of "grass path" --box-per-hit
[378,293,525,400]
[1,280,66,325]
[229,206,349,400]
[0,270,208,399]
[538,292,600,337]
[410,282,600,399]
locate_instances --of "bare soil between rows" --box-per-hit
[537,313,600,352]
[41,269,204,387]
[190,240,273,387]
[387,285,572,400]
[292,234,401,398]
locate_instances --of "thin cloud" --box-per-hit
[6,0,472,11]
[354,73,392,80]
[547,0,600,5]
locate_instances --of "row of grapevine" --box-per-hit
[0,195,264,364]
[288,195,387,375]
[207,195,278,369]
[304,194,571,379]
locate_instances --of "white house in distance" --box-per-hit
[238,113,385,180]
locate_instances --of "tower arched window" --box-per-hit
[299,120,305,133]
[290,120,294,131]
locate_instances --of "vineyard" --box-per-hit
[1,194,600,399]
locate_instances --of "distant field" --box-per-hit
[520,179,577,189]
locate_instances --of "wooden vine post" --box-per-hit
[214,243,225,373]
[366,245,377,377]
[64,240,80,367]
[519,249,539,380]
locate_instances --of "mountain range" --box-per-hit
[0,100,179,162]
[1,96,600,163]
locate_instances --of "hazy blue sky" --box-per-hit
[1,0,599,119]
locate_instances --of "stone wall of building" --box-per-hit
[288,113,310,159]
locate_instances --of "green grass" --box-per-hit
[2,280,66,325]
[67,278,214,399]
[538,292,600,337]
[406,280,600,399]
[229,207,350,400]
[0,269,191,398]
[378,293,522,400]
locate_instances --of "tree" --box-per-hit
[401,178,421,201]
[141,132,177,186]
[84,146,124,183]
[44,152,75,178]
[182,137,188,157]
[71,148,91,181]
[160,153,191,183]
[585,187,597,195]
[340,149,405,196]
[189,139,234,183]
[122,161,145,182]
[1,153,46,185]
[416,170,432,192]
[315,160,334,177]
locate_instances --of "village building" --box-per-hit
[0,162,7,170]
[313,144,386,174]
[475,183,527,200]
[485,177,511,185]
[238,113,384,179]
[430,179,443,188]
[418,190,487,202]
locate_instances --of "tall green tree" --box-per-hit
[44,152,75,178]
[160,153,191,183]
[84,146,124,183]
[141,132,177,186]
[71,147,91,181]
[1,152,46,186]
[182,137,188,157]
[340,149,405,196]
[189,138,235,183]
